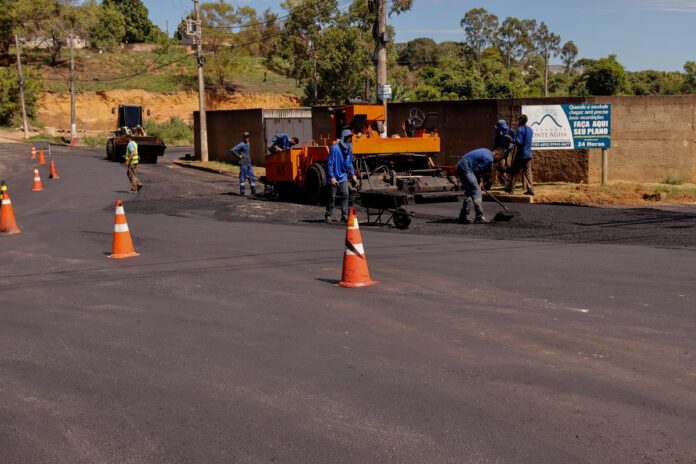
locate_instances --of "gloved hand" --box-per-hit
[330,178,338,186]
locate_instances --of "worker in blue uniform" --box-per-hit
[268,134,299,153]
[230,131,256,197]
[506,114,535,195]
[457,147,505,224]
[325,129,358,223]
[493,119,515,184]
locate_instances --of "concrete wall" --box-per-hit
[197,96,696,183]
[390,95,696,184]
[586,96,696,184]
[194,109,265,165]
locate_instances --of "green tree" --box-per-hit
[460,7,498,70]
[583,55,629,96]
[497,17,530,69]
[683,61,696,93]
[0,0,19,54]
[86,1,125,51]
[398,37,440,70]
[0,65,42,126]
[314,25,371,103]
[560,40,578,75]
[104,0,153,43]
[280,0,338,103]
[15,0,95,66]
[532,21,561,97]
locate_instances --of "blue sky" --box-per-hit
[143,0,696,71]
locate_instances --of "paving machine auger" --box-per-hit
[106,105,166,164]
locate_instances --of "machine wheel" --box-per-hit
[106,139,114,161]
[304,163,327,205]
[393,207,411,229]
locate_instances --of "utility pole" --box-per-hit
[14,35,29,139]
[374,0,389,136]
[194,0,209,162]
[70,33,77,142]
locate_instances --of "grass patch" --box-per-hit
[662,175,684,185]
[175,159,267,177]
[27,134,56,142]
[27,48,300,95]
[144,117,194,146]
[82,135,107,147]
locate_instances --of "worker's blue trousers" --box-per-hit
[239,164,256,195]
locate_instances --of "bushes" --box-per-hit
[0,66,42,127]
[143,117,193,146]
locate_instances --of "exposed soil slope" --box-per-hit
[37,90,301,131]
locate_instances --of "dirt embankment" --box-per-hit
[37,90,301,132]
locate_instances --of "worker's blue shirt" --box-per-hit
[270,133,291,150]
[231,141,251,165]
[494,127,514,152]
[327,143,354,184]
[514,125,534,159]
[457,148,494,174]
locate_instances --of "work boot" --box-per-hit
[457,207,470,224]
[324,215,333,223]
[474,216,490,224]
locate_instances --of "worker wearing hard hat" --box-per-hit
[506,114,535,195]
[493,119,514,183]
[456,147,505,224]
[325,129,358,223]
[230,131,257,197]
[268,133,299,153]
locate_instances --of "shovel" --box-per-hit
[482,187,517,222]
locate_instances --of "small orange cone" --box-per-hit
[30,145,36,159]
[338,208,376,288]
[1,191,21,235]
[38,149,46,165]
[109,200,139,259]
[49,159,60,179]
[32,167,43,191]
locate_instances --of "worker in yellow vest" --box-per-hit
[125,138,143,193]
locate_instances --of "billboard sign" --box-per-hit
[522,104,611,150]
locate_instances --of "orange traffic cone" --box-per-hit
[32,167,43,191]
[38,149,46,165]
[1,191,21,235]
[338,208,376,288]
[109,200,139,259]
[30,145,36,159]
[49,159,60,179]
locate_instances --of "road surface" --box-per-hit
[1,144,695,463]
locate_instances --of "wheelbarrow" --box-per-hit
[356,190,413,229]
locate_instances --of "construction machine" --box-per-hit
[263,104,459,205]
[106,105,166,163]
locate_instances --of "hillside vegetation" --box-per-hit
[27,48,301,95]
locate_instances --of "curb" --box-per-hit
[172,160,238,177]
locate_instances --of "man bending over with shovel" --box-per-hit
[456,148,505,224]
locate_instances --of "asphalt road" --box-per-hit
[1,144,695,464]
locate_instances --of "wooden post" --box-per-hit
[14,35,29,139]
[194,0,208,162]
[601,148,608,186]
